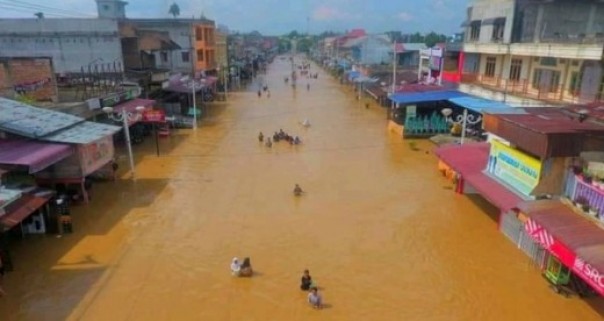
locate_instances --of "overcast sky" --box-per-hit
[0,0,468,35]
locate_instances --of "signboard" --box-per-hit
[142,110,166,123]
[101,87,141,108]
[487,139,541,196]
[406,105,417,119]
[526,219,604,296]
[34,136,115,179]
[79,136,115,176]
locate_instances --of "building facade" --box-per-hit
[461,0,604,105]
[125,19,216,75]
[0,18,123,75]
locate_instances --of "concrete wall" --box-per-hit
[360,37,391,65]
[465,0,516,44]
[0,19,122,74]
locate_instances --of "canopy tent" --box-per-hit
[0,139,74,174]
[389,90,468,105]
[448,97,524,114]
[113,98,155,114]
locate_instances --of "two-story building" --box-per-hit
[460,0,604,106]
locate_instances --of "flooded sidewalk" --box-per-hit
[0,56,602,321]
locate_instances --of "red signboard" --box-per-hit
[142,110,166,123]
[525,218,604,295]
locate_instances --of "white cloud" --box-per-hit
[311,5,359,21]
[396,11,414,22]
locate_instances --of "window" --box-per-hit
[181,51,190,62]
[103,4,110,11]
[469,21,481,41]
[205,50,210,64]
[196,27,203,41]
[485,57,497,77]
[540,57,557,67]
[161,52,168,62]
[197,49,204,61]
[509,59,522,82]
[532,68,561,93]
[492,24,504,42]
[569,71,583,96]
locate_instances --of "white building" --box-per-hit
[460,0,604,105]
[0,18,122,75]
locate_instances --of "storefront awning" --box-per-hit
[390,90,468,105]
[41,121,121,145]
[113,98,155,114]
[0,139,74,174]
[435,142,523,212]
[448,97,524,114]
[520,200,604,296]
[0,193,51,231]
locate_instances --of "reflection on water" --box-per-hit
[0,56,603,321]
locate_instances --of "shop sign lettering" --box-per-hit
[487,140,542,196]
[574,258,604,292]
[101,87,141,107]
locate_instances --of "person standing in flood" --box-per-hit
[300,269,313,291]
[307,287,322,309]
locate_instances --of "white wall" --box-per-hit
[466,0,516,44]
[360,37,391,65]
[0,19,122,74]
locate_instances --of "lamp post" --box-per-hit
[102,105,145,179]
[441,108,481,145]
[183,76,200,130]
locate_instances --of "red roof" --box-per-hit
[347,29,366,38]
[435,142,522,212]
[490,108,604,134]
[519,200,604,294]
[434,142,489,175]
[0,193,51,231]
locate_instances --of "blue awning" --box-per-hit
[390,90,468,105]
[448,97,526,114]
[347,71,361,80]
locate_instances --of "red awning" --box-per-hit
[0,194,51,231]
[465,172,523,212]
[520,200,604,296]
[435,142,522,212]
[0,139,74,174]
[434,143,489,176]
[113,98,155,114]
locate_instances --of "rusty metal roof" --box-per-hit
[488,108,604,134]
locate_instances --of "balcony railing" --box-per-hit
[461,73,603,105]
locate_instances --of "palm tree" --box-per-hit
[168,2,180,18]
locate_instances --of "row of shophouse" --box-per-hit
[315,0,604,301]
[316,0,604,108]
[0,0,232,267]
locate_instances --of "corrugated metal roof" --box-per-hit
[40,121,120,145]
[434,142,489,175]
[449,97,523,114]
[519,200,604,275]
[0,97,83,138]
[488,108,604,134]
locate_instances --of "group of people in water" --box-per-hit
[258,129,302,148]
[230,258,323,309]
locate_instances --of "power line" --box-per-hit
[0,4,75,17]
[0,0,95,17]
[5,0,95,16]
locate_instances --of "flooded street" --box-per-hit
[1,56,603,321]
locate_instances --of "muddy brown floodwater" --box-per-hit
[1,56,603,321]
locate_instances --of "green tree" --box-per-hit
[425,32,447,47]
[34,12,44,19]
[287,30,300,39]
[169,2,180,18]
[296,37,314,53]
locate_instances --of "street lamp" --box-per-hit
[182,76,201,130]
[441,108,481,145]
[102,105,145,179]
